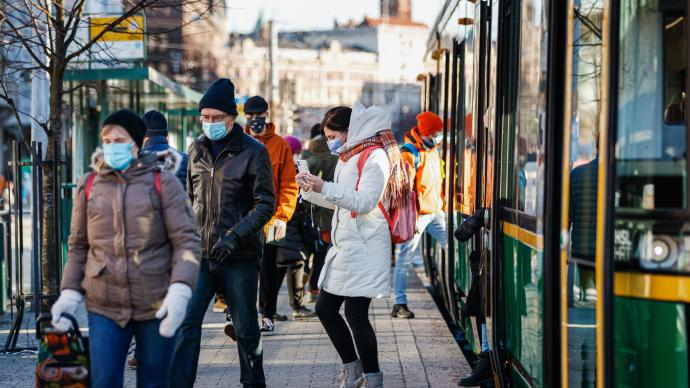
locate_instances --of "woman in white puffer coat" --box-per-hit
[298,102,410,388]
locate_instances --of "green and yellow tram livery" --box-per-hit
[421,0,689,386]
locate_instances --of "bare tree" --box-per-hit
[0,0,217,312]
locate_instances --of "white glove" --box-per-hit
[155,282,192,338]
[51,289,84,332]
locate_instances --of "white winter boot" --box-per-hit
[355,371,384,388]
[339,360,363,388]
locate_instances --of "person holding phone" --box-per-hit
[296,102,410,388]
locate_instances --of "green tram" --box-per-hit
[420,0,688,386]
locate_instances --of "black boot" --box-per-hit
[458,351,492,386]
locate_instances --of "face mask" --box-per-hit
[434,134,444,144]
[103,142,134,171]
[248,116,267,134]
[327,138,341,154]
[202,121,228,141]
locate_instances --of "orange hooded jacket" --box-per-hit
[401,128,444,215]
[246,123,299,223]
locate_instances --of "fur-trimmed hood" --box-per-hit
[90,147,183,176]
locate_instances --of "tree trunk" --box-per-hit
[39,65,63,312]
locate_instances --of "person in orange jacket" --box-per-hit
[392,111,448,319]
[243,96,305,335]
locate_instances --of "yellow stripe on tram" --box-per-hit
[501,221,543,250]
[614,272,690,303]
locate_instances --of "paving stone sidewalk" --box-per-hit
[0,270,470,387]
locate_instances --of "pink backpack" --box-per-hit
[351,146,417,243]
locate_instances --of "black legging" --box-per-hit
[315,290,379,373]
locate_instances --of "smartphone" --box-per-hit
[296,160,310,175]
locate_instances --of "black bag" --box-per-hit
[36,313,90,387]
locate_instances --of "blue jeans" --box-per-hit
[88,313,174,388]
[171,260,265,388]
[394,211,447,305]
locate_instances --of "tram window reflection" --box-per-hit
[663,17,686,125]
[617,0,687,212]
[565,0,604,385]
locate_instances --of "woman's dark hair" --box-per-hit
[310,124,322,139]
[321,106,352,134]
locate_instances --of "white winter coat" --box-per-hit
[302,103,392,298]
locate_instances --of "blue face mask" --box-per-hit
[103,142,134,171]
[202,121,228,141]
[327,138,341,154]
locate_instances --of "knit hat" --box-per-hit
[283,135,302,155]
[244,96,269,114]
[142,110,168,137]
[199,78,238,116]
[102,109,147,148]
[416,111,443,136]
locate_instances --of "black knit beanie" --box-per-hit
[244,96,269,114]
[199,78,238,116]
[102,109,147,148]
[142,110,168,137]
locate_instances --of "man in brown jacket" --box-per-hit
[51,109,201,387]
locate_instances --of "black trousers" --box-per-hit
[315,290,379,373]
[259,245,305,317]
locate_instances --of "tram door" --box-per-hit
[607,0,689,386]
[559,0,606,385]
[562,0,689,386]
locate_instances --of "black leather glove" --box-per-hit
[454,208,485,242]
[210,233,239,268]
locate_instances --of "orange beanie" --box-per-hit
[416,111,443,136]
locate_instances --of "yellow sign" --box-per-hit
[90,16,144,42]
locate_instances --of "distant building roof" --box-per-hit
[358,16,426,28]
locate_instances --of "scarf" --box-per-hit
[339,130,410,209]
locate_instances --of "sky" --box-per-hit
[225,0,444,33]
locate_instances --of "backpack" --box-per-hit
[84,171,161,201]
[350,146,417,244]
[400,143,420,170]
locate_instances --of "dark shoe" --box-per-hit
[458,351,492,386]
[260,317,275,336]
[224,314,236,341]
[212,299,227,313]
[127,357,137,370]
[272,313,288,322]
[390,304,415,319]
[292,307,317,320]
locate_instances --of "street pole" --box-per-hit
[268,20,279,126]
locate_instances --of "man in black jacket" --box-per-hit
[171,78,275,388]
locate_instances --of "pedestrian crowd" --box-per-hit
[49,77,458,388]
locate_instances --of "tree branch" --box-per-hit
[0,15,49,71]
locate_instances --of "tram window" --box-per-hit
[565,2,604,385]
[663,16,686,124]
[514,0,548,217]
[616,0,687,210]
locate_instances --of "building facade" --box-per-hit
[218,0,427,138]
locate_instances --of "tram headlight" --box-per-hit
[651,239,670,262]
[640,234,677,270]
